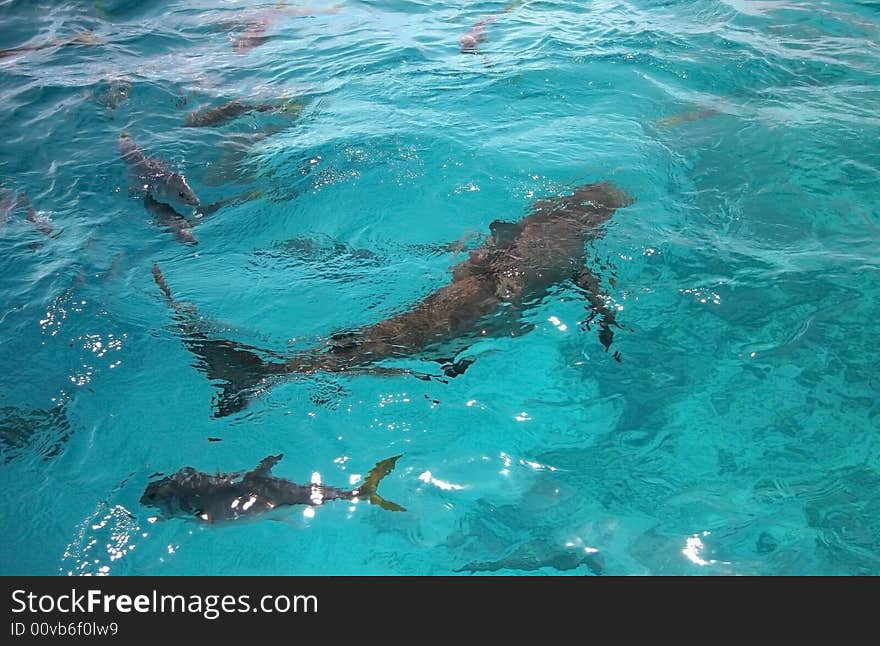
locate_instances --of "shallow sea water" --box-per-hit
[1,0,879,575]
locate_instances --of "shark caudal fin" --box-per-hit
[152,263,175,303]
[357,455,405,512]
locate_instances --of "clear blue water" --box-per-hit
[1,0,879,576]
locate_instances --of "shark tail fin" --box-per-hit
[358,455,405,512]
[152,263,175,303]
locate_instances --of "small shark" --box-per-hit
[654,107,719,129]
[226,2,341,55]
[455,538,604,575]
[183,97,304,128]
[459,0,523,54]
[0,187,53,236]
[152,179,632,417]
[0,30,105,61]
[140,454,405,523]
[118,131,200,209]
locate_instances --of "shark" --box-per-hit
[118,131,200,209]
[459,0,524,54]
[140,454,405,523]
[151,179,632,417]
[0,30,105,61]
[0,187,53,236]
[454,538,604,575]
[224,1,342,55]
[183,97,304,128]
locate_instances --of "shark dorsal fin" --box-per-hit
[489,220,520,247]
[250,454,283,477]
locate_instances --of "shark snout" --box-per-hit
[575,181,634,210]
[167,174,200,207]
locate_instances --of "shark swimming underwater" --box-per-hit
[140,454,405,523]
[0,187,54,237]
[152,179,632,417]
[0,30,105,61]
[458,0,524,54]
[118,132,200,209]
[223,1,342,55]
[183,97,303,128]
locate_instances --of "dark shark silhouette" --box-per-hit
[152,180,632,417]
[140,454,404,523]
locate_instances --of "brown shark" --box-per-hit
[0,30,105,61]
[152,180,632,417]
[183,97,304,128]
[226,1,342,55]
[459,0,524,54]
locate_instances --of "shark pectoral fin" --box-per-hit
[153,264,277,418]
[434,230,483,255]
[213,383,252,418]
[574,266,621,352]
[440,357,475,378]
[212,367,272,418]
[195,189,264,220]
[359,455,406,512]
[177,328,277,418]
[488,220,520,247]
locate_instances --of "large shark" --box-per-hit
[118,132,200,209]
[140,454,405,523]
[152,180,632,417]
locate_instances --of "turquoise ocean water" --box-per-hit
[1,0,879,576]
